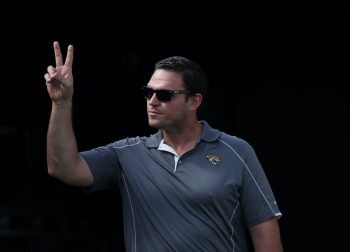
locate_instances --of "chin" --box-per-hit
[148,119,162,129]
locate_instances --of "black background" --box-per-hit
[1,5,349,251]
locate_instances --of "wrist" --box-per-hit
[52,100,73,110]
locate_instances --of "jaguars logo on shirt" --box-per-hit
[206,154,221,165]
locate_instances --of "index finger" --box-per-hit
[53,41,64,67]
[64,44,74,68]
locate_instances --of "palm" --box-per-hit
[47,65,73,101]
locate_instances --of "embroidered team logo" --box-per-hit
[206,154,221,165]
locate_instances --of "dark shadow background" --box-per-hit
[1,6,349,252]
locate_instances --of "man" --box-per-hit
[44,41,284,252]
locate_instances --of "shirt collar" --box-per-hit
[145,120,220,148]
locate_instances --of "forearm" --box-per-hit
[47,101,80,180]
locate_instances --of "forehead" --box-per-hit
[148,69,184,89]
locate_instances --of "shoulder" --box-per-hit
[109,136,147,149]
[217,132,254,157]
[201,121,254,155]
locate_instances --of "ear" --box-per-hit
[188,93,202,111]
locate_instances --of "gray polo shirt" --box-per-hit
[80,121,282,252]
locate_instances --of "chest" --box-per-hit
[120,146,244,206]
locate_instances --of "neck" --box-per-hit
[162,120,203,156]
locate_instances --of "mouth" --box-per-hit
[148,110,162,115]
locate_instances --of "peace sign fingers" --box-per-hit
[53,41,74,68]
[45,41,75,103]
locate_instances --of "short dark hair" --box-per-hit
[154,56,208,101]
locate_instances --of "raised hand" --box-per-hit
[44,41,74,104]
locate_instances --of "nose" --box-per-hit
[148,93,160,105]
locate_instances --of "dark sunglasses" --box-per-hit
[142,86,192,102]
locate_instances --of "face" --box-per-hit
[145,69,192,130]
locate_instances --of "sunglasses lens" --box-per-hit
[142,87,172,102]
[156,90,172,102]
[143,87,154,100]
